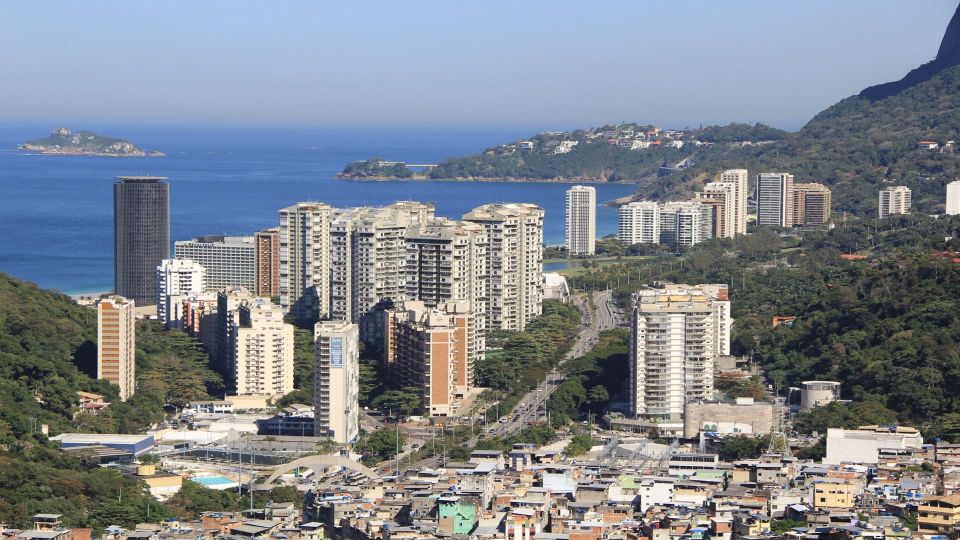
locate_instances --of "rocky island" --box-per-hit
[18,128,164,157]
[337,157,417,180]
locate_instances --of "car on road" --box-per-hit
[499,417,508,423]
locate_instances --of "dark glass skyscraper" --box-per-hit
[114,176,169,306]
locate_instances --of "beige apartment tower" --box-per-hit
[314,321,360,444]
[565,185,596,255]
[254,228,280,298]
[463,203,544,331]
[793,183,832,225]
[719,169,748,235]
[97,296,136,401]
[699,181,737,238]
[232,299,295,398]
[279,202,337,321]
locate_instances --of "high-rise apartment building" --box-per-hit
[699,181,737,238]
[405,218,488,358]
[719,169,749,235]
[97,296,136,401]
[155,259,206,326]
[565,185,596,256]
[660,201,708,247]
[793,183,832,225]
[385,301,474,417]
[314,321,360,444]
[619,201,661,245]
[215,287,255,378]
[879,186,912,219]
[232,298,294,398]
[279,202,337,322]
[628,284,731,435]
[463,203,544,331]
[174,236,255,292]
[756,173,795,228]
[948,181,960,216]
[330,203,435,328]
[254,228,281,298]
[114,177,169,306]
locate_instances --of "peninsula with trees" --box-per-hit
[18,128,164,157]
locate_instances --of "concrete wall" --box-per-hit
[683,401,774,439]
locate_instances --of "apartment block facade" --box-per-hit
[232,299,295,398]
[385,301,475,416]
[792,183,832,225]
[628,284,732,434]
[156,258,206,325]
[97,296,136,401]
[756,173,795,228]
[463,203,544,331]
[719,169,749,235]
[314,321,360,444]
[879,186,912,219]
[174,235,255,292]
[618,201,661,245]
[254,228,281,298]
[565,185,596,256]
[279,202,337,322]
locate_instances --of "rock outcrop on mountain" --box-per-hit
[860,3,960,101]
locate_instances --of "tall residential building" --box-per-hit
[114,176,169,306]
[628,284,731,435]
[879,186,912,218]
[254,228,281,298]
[232,298,295,398]
[699,181,737,238]
[756,173,795,228]
[215,287,255,378]
[565,185,596,256]
[314,321,360,444]
[793,183,833,225]
[948,181,960,216]
[97,296,136,401]
[405,218,488,358]
[174,235,255,292]
[618,201,661,245]
[660,201,708,248]
[155,259,206,326]
[385,301,474,416]
[463,203,544,331]
[279,202,337,322]
[719,169,749,235]
[330,202,435,330]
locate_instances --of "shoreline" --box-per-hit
[337,174,644,185]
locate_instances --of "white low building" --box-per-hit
[825,425,923,465]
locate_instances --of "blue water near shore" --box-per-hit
[0,124,639,295]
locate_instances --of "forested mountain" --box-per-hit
[0,273,230,528]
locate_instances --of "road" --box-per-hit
[389,290,621,474]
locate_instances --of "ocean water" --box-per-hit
[0,124,639,295]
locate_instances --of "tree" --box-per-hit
[372,388,421,417]
[355,428,404,463]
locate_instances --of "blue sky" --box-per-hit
[0,1,955,130]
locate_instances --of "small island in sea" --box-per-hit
[337,157,418,180]
[18,128,164,157]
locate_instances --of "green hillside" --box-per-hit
[0,272,230,528]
